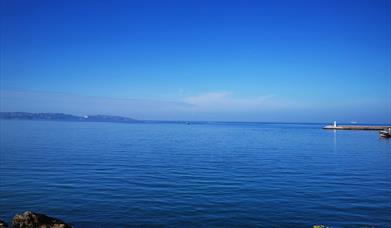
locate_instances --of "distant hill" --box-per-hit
[0,112,138,123]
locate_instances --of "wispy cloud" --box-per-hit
[1,90,390,123]
[0,90,192,120]
[0,90,286,121]
[183,92,278,112]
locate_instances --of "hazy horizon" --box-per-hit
[1,0,390,123]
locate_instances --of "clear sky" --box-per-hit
[1,0,390,123]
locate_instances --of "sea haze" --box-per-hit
[0,120,390,227]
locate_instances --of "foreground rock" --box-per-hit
[0,219,8,228]
[12,211,71,228]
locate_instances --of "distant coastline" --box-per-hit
[0,112,138,124]
[1,112,390,126]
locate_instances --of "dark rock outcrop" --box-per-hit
[0,219,8,228]
[12,211,71,228]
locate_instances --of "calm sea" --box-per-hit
[1,120,390,227]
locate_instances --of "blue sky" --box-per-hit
[1,0,390,123]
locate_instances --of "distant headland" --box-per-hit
[0,112,138,124]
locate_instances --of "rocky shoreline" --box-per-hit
[0,211,72,228]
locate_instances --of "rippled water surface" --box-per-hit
[1,120,390,227]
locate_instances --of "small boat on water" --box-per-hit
[380,128,391,138]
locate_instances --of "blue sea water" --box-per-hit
[0,120,390,227]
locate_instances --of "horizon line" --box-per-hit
[1,111,390,126]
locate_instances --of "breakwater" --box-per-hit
[323,125,391,130]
